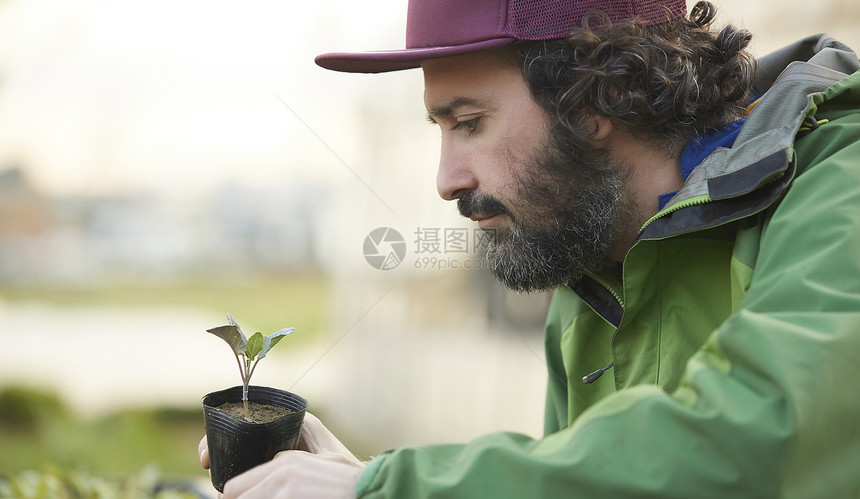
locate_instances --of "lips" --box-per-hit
[470,214,505,230]
[469,213,499,222]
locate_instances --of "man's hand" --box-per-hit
[198,413,365,498]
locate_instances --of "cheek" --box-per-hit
[497,113,547,169]
[475,145,517,190]
[495,139,539,190]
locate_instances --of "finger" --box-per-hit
[298,413,354,457]
[198,435,210,469]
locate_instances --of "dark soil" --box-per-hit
[216,401,293,423]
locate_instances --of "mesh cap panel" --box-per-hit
[504,0,687,40]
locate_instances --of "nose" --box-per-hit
[436,139,478,201]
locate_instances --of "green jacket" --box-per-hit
[357,35,860,498]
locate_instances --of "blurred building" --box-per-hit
[0,166,329,283]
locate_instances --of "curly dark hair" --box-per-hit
[514,1,755,156]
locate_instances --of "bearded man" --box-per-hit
[199,1,860,497]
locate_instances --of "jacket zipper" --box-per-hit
[588,273,625,309]
[639,194,712,233]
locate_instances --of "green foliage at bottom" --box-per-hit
[0,466,202,499]
[0,386,211,497]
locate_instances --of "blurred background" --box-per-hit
[0,0,857,496]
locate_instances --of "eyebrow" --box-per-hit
[426,96,485,124]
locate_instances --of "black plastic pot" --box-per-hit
[202,385,307,492]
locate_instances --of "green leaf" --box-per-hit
[206,317,247,355]
[226,313,246,338]
[245,332,264,360]
[258,327,294,360]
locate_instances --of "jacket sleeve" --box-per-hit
[355,90,860,499]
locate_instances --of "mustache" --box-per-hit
[457,191,511,219]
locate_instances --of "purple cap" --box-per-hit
[316,0,687,73]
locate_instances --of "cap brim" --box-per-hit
[315,38,516,74]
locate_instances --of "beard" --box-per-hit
[458,125,634,293]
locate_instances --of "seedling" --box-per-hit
[206,313,294,420]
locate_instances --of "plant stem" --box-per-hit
[233,353,245,387]
[235,353,251,420]
[241,360,261,420]
[243,356,253,420]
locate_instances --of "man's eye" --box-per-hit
[451,118,480,135]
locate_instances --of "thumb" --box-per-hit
[296,413,355,457]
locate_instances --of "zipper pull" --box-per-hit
[582,361,615,384]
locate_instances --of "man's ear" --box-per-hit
[586,114,614,145]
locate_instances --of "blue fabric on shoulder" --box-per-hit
[657,117,747,210]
